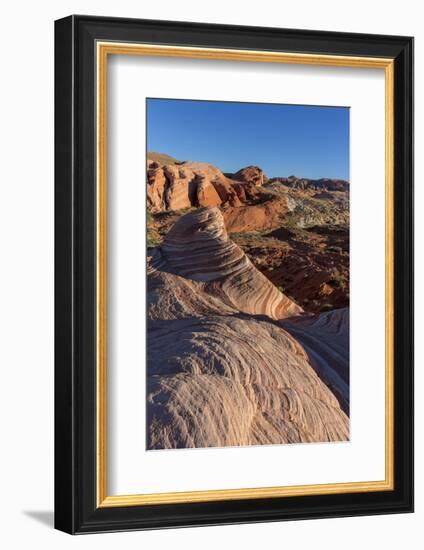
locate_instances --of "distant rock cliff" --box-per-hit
[268,175,349,192]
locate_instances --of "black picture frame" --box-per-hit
[55,14,414,534]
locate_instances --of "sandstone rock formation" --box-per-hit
[282,307,349,414]
[268,175,349,192]
[148,315,349,449]
[222,198,288,233]
[146,160,267,213]
[229,165,266,186]
[147,207,349,450]
[146,162,167,211]
[157,207,302,319]
[147,154,350,313]
[147,161,231,212]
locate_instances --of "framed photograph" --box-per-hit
[54,15,413,534]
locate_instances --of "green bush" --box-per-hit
[330,268,345,288]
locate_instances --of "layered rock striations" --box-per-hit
[147,160,233,212]
[268,175,349,192]
[281,307,350,414]
[147,207,350,450]
[148,315,349,449]
[147,159,268,213]
[157,208,302,319]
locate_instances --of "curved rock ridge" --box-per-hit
[147,250,241,321]
[147,315,349,450]
[281,308,350,413]
[158,207,302,320]
[146,207,349,450]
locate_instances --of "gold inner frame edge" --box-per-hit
[96,42,395,508]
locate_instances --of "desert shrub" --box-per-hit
[284,216,301,229]
[330,268,345,288]
[327,245,343,254]
[147,232,161,248]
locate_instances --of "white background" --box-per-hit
[108,56,386,495]
[0,1,421,548]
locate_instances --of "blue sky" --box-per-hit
[147,98,349,180]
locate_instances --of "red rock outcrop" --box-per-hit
[222,198,288,233]
[231,165,266,186]
[146,162,167,211]
[146,160,267,212]
[147,162,223,212]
